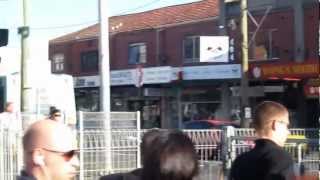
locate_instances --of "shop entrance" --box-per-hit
[128,100,161,129]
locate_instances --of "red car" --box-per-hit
[183,119,239,129]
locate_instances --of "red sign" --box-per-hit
[250,61,319,79]
[304,85,320,97]
[304,78,320,97]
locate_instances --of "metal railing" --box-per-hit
[0,126,318,180]
[0,129,23,180]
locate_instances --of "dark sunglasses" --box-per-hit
[42,148,79,161]
[53,114,61,117]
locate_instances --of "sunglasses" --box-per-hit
[53,114,61,117]
[42,148,79,161]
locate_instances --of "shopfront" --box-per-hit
[74,75,100,112]
[73,64,243,129]
[250,61,320,127]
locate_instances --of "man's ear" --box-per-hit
[32,150,45,166]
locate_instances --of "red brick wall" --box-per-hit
[49,7,318,77]
[304,6,319,61]
[161,20,219,67]
[228,9,295,63]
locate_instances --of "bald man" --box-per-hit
[18,120,79,180]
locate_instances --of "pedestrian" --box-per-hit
[229,101,295,180]
[18,119,79,180]
[48,107,63,123]
[141,129,198,180]
[0,102,21,130]
[99,128,163,180]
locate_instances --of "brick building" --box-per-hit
[49,0,319,128]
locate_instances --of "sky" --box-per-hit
[0,0,200,54]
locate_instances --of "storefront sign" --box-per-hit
[74,75,100,88]
[111,69,135,86]
[182,64,241,80]
[304,78,320,97]
[251,62,319,79]
[304,85,320,97]
[143,66,172,84]
[111,66,172,86]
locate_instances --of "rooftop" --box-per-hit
[50,0,219,44]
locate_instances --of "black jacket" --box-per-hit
[17,171,36,180]
[100,169,141,180]
[229,139,295,180]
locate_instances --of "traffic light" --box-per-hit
[0,29,8,47]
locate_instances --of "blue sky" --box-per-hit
[0,0,200,49]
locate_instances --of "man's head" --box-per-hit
[252,101,290,146]
[23,120,79,180]
[49,109,62,122]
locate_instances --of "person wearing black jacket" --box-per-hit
[229,101,295,180]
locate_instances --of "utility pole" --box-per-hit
[98,0,112,172]
[18,0,31,123]
[240,0,250,127]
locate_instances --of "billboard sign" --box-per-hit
[200,36,229,62]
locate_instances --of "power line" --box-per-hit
[2,0,165,31]
[114,0,161,16]
[4,20,98,31]
[30,20,98,30]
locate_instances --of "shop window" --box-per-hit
[183,36,200,63]
[80,51,99,72]
[75,89,99,111]
[249,29,279,61]
[52,53,64,72]
[128,43,146,64]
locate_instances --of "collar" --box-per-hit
[254,138,280,148]
[17,170,37,180]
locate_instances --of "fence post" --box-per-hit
[222,126,235,177]
[78,111,84,180]
[136,111,141,169]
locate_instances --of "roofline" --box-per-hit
[50,16,219,45]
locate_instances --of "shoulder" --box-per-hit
[230,151,251,175]
[267,146,293,165]
[99,173,124,180]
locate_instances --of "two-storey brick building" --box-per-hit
[49,0,319,128]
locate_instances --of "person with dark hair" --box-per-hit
[49,108,62,123]
[229,101,295,180]
[100,129,162,180]
[142,130,198,180]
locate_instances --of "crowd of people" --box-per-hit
[0,101,306,180]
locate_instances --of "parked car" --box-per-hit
[183,119,240,129]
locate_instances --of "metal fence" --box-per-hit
[0,129,23,180]
[226,127,319,178]
[78,128,319,180]
[0,125,319,180]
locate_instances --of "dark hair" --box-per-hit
[142,130,198,180]
[49,108,61,116]
[253,101,288,133]
[141,129,162,163]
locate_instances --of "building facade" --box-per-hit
[49,0,319,128]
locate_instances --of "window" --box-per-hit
[128,43,146,64]
[249,29,279,61]
[81,51,98,72]
[52,53,65,72]
[183,36,200,63]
